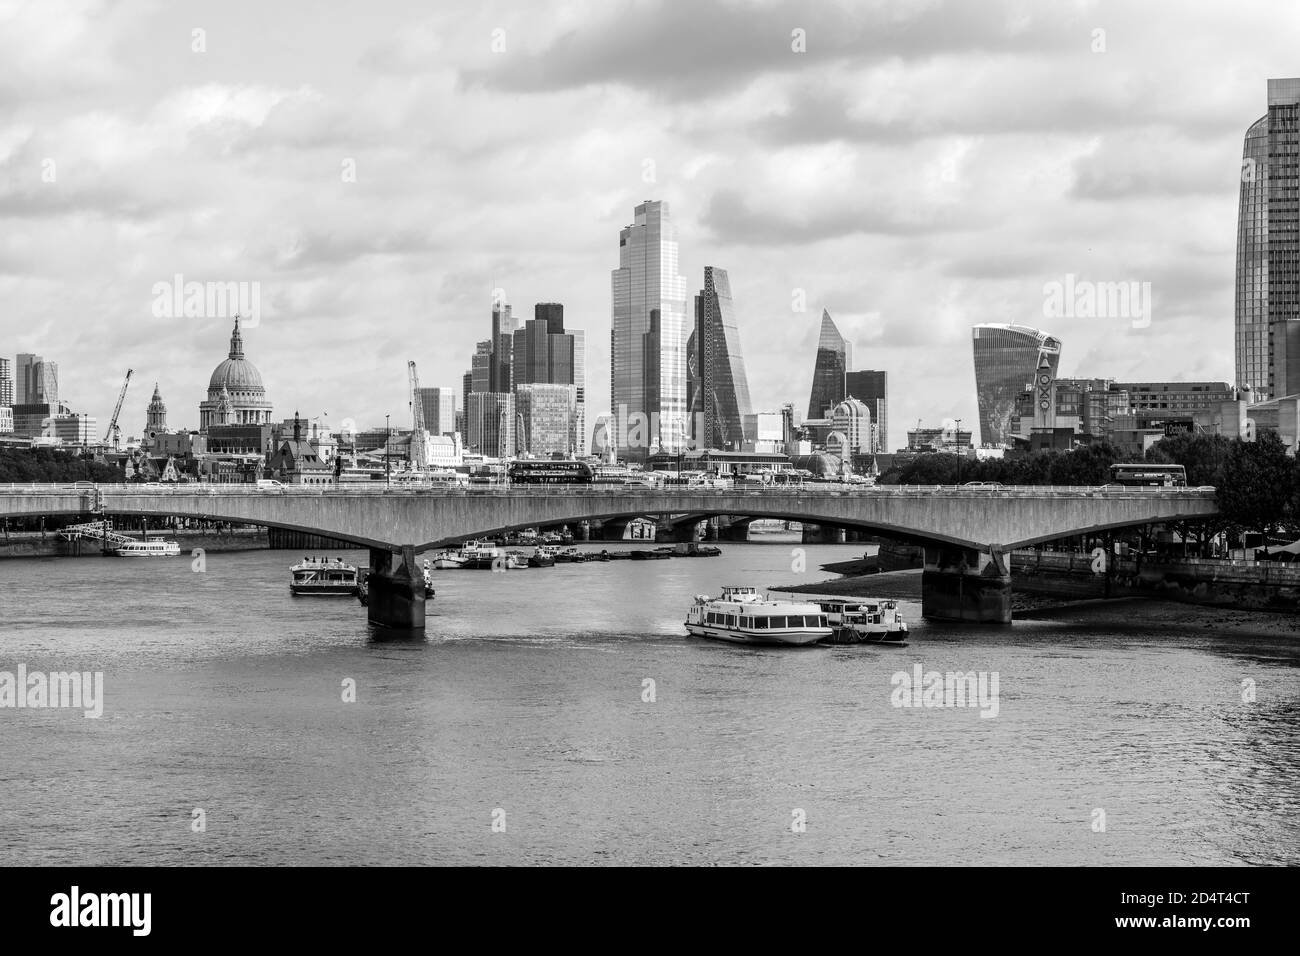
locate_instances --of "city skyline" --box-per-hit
[3,2,1298,445]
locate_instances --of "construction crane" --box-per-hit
[105,369,133,449]
[407,360,428,472]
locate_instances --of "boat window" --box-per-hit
[771,616,786,628]
[753,616,768,628]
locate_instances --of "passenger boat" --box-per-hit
[112,537,182,557]
[430,548,468,570]
[528,547,557,568]
[685,587,831,646]
[814,599,909,645]
[462,544,504,569]
[290,557,360,595]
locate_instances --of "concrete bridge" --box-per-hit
[0,483,1220,629]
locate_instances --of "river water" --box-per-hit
[1,538,1297,866]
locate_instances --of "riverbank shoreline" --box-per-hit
[772,569,1300,638]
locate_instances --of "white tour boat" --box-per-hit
[112,537,182,557]
[685,586,831,646]
[814,599,910,645]
[430,548,468,570]
[290,557,360,595]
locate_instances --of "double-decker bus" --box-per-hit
[1108,464,1187,487]
[507,460,595,484]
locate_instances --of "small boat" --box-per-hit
[461,543,503,569]
[815,599,909,645]
[685,587,831,646]
[679,544,722,557]
[430,548,468,570]
[421,561,436,597]
[291,556,360,595]
[528,547,557,568]
[503,550,530,570]
[630,548,672,560]
[605,550,634,560]
[553,548,588,563]
[112,537,182,557]
[589,549,611,562]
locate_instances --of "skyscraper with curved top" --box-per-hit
[1236,78,1300,401]
[972,324,1061,447]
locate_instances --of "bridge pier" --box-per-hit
[921,545,1012,625]
[365,545,426,630]
[718,517,751,542]
[802,524,845,544]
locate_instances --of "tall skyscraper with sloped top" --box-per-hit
[691,266,752,450]
[806,310,849,420]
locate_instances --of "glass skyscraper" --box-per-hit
[1237,78,1300,400]
[845,369,888,453]
[806,310,848,420]
[971,324,1062,447]
[691,266,752,450]
[611,200,688,461]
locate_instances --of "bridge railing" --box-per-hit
[0,482,1218,498]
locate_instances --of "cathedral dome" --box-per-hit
[209,356,264,391]
[208,317,265,391]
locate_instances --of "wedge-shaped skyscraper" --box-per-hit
[806,310,849,420]
[690,267,752,450]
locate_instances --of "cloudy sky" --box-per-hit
[1,0,1296,450]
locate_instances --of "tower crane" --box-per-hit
[105,369,133,449]
[407,360,428,472]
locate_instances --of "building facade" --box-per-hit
[845,369,887,453]
[0,357,12,406]
[611,200,689,461]
[806,310,849,420]
[16,353,58,405]
[971,324,1062,447]
[467,391,515,458]
[416,387,457,438]
[515,383,578,457]
[692,266,752,451]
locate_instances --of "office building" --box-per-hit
[692,266,752,451]
[806,310,849,420]
[1237,78,1300,399]
[417,387,456,438]
[845,369,888,453]
[16,353,58,405]
[971,324,1062,447]
[611,200,689,460]
[0,358,12,406]
[467,391,515,458]
[515,383,578,457]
